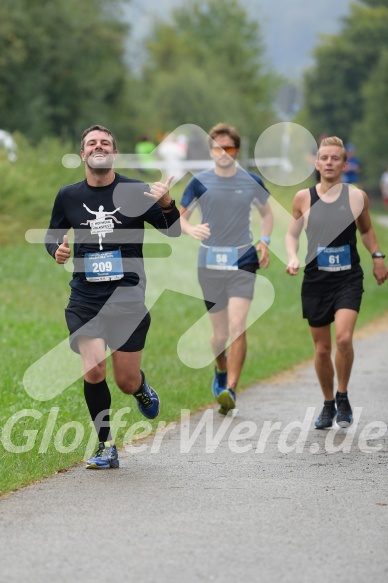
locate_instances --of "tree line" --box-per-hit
[301,0,388,186]
[0,0,277,154]
[1,0,387,186]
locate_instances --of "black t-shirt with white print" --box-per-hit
[45,173,180,306]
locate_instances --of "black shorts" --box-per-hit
[198,264,257,313]
[65,301,151,353]
[302,280,364,327]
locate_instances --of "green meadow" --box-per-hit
[1,141,387,495]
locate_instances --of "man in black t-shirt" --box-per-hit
[286,136,387,430]
[45,125,180,469]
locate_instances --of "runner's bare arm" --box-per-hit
[356,191,388,285]
[256,201,273,269]
[285,190,307,275]
[179,206,211,240]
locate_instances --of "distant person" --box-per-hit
[379,165,388,209]
[186,127,209,162]
[134,134,156,175]
[176,133,188,157]
[180,123,273,415]
[45,124,180,469]
[286,136,388,430]
[157,132,187,180]
[0,129,17,162]
[341,143,360,184]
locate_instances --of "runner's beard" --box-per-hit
[215,156,235,169]
[87,153,115,171]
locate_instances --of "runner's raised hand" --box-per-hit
[144,175,175,208]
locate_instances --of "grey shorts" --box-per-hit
[198,264,257,313]
[65,301,151,353]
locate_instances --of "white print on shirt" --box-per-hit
[80,203,122,250]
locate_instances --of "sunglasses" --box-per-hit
[211,146,238,155]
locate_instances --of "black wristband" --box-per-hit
[161,199,176,211]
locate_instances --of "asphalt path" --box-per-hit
[1,322,387,583]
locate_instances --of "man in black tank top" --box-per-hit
[45,125,180,469]
[286,136,388,430]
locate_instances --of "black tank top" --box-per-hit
[302,184,363,293]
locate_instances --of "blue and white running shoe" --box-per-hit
[86,442,119,469]
[212,368,227,398]
[134,380,160,419]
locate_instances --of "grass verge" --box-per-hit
[1,158,388,494]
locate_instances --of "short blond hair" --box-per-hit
[318,136,347,161]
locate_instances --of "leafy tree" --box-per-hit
[359,0,387,6]
[352,49,388,183]
[0,0,131,143]
[132,0,277,149]
[302,1,388,143]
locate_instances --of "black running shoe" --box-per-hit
[336,392,353,428]
[315,401,337,429]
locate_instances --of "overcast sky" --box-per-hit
[126,0,353,78]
